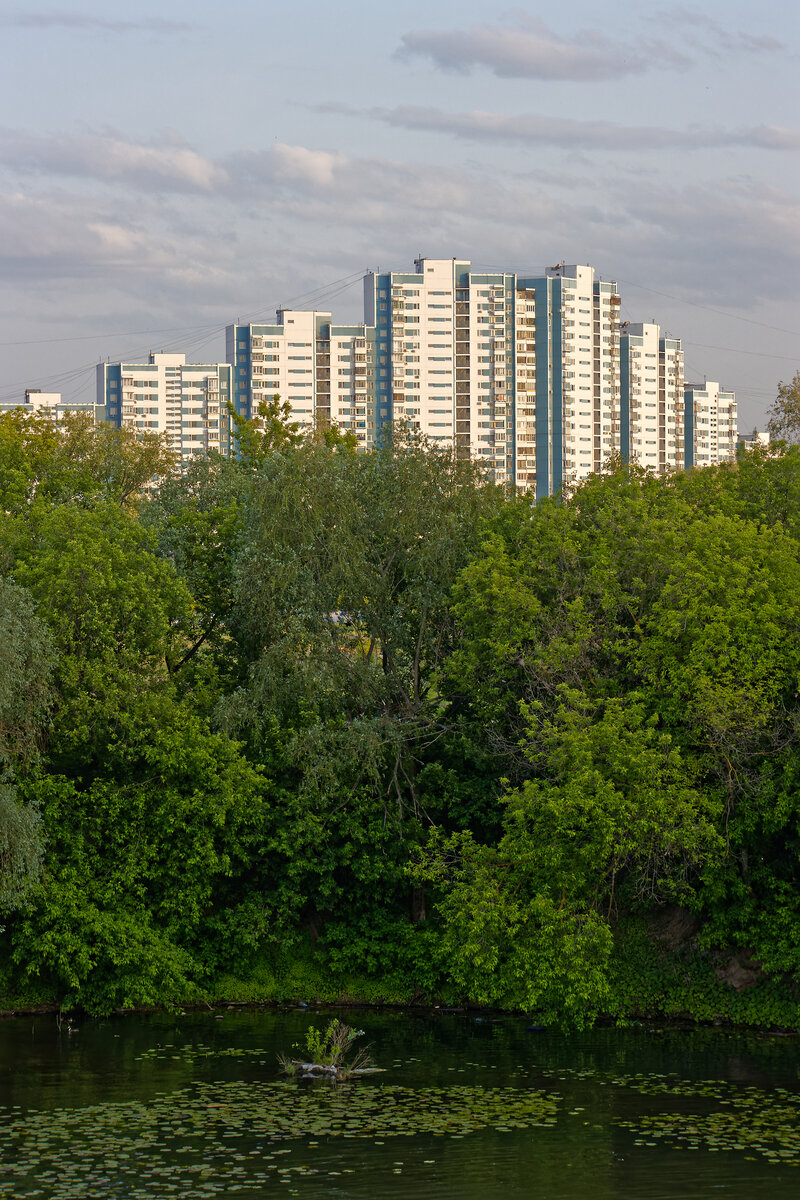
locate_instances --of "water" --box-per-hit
[1,1007,799,1198]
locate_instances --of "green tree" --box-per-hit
[2,506,270,1010]
[13,704,266,1013]
[140,454,248,700]
[228,394,304,468]
[0,577,54,770]
[432,460,800,1018]
[418,690,720,1024]
[0,578,53,911]
[8,502,198,773]
[766,369,800,443]
[213,431,502,936]
[0,409,175,513]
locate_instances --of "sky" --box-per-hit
[0,0,798,428]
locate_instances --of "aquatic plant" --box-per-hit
[278,1018,378,1079]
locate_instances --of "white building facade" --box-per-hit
[365,258,516,484]
[0,390,101,422]
[684,381,738,468]
[227,311,379,447]
[522,264,622,497]
[229,259,621,495]
[218,256,736,487]
[621,324,686,473]
[97,353,233,461]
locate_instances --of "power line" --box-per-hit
[0,322,222,349]
[0,269,367,352]
[0,269,367,403]
[613,276,800,340]
[682,340,799,361]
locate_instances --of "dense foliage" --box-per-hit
[2,405,800,1027]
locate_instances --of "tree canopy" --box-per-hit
[3,399,800,1026]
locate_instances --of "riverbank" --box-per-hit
[2,930,799,1032]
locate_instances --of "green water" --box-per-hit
[1,1007,800,1198]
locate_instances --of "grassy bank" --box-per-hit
[2,930,798,1031]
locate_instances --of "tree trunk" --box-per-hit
[410,884,426,924]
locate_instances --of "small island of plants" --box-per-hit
[278,1019,381,1080]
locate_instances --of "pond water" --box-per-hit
[1,1007,800,1198]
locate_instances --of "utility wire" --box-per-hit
[472,260,799,343]
[0,269,366,402]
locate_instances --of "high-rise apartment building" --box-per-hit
[0,389,101,422]
[684,381,738,467]
[523,264,621,498]
[227,310,379,447]
[217,255,734,487]
[620,324,685,473]
[230,259,622,494]
[364,258,516,484]
[97,352,233,461]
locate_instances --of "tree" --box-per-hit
[427,459,800,1018]
[8,502,196,773]
[0,408,176,513]
[13,703,266,1013]
[223,431,502,797]
[228,394,304,468]
[140,454,248,699]
[2,513,270,1011]
[417,690,721,1024]
[766,370,800,443]
[0,577,54,771]
[210,431,503,935]
[0,779,45,913]
[0,578,53,912]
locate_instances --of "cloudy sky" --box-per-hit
[1,0,798,427]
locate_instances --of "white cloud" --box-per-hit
[366,105,800,152]
[0,10,189,34]
[0,129,227,192]
[652,7,783,56]
[3,135,794,307]
[396,17,687,81]
[0,129,798,426]
[270,143,345,187]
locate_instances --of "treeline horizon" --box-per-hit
[2,397,800,1027]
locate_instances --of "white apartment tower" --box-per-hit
[518,264,621,498]
[224,256,735,485]
[685,381,738,467]
[0,390,101,422]
[620,323,685,473]
[229,260,621,493]
[364,257,515,484]
[97,353,233,460]
[227,310,378,447]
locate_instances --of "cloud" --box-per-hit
[580,172,800,311]
[396,17,688,81]
[0,189,221,283]
[225,142,564,229]
[364,104,800,152]
[223,142,800,306]
[2,132,798,310]
[0,10,189,33]
[270,143,346,187]
[0,129,228,192]
[652,7,783,56]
